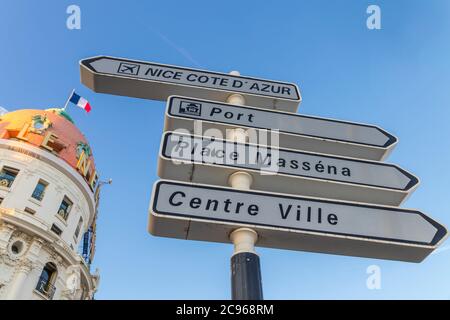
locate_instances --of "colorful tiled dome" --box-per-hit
[0,108,96,180]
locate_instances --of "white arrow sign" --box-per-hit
[80,56,301,112]
[158,132,418,206]
[149,180,448,262]
[165,96,398,161]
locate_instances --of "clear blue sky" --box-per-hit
[1,0,450,299]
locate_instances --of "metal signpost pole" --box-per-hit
[227,71,263,300]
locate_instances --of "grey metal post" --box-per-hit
[231,251,263,300]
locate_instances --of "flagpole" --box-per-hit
[63,89,75,111]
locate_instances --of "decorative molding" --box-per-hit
[60,264,82,300]
[16,259,33,274]
[0,248,18,267]
[22,169,35,179]
[12,230,33,243]
[55,185,64,194]
[27,237,44,261]
[0,223,15,250]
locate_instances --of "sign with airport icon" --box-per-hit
[80,56,301,112]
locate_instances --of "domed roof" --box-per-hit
[0,108,96,183]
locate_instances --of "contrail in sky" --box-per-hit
[141,23,202,68]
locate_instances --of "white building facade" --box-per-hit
[0,108,101,300]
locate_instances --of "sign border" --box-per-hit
[160,132,418,192]
[167,95,397,149]
[80,55,301,101]
[151,180,447,247]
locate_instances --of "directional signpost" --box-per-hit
[80,56,301,112]
[149,180,447,263]
[165,96,397,161]
[158,131,418,206]
[79,54,448,300]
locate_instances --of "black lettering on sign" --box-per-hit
[169,191,185,206]
[144,68,184,80]
[248,82,290,95]
[278,204,338,226]
[232,80,243,88]
[261,84,272,93]
[209,107,255,123]
[250,83,260,91]
[167,191,260,216]
[145,67,161,77]
[255,152,272,166]
[186,74,197,82]
[282,87,291,95]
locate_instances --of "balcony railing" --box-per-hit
[35,276,56,300]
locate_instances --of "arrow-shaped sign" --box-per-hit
[149,180,448,262]
[158,132,419,206]
[80,56,301,112]
[165,96,397,161]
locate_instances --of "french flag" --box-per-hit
[69,92,92,113]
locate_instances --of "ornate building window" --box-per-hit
[24,207,36,215]
[36,262,57,299]
[57,196,73,220]
[0,166,19,188]
[51,224,63,236]
[31,179,48,201]
[74,216,83,240]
